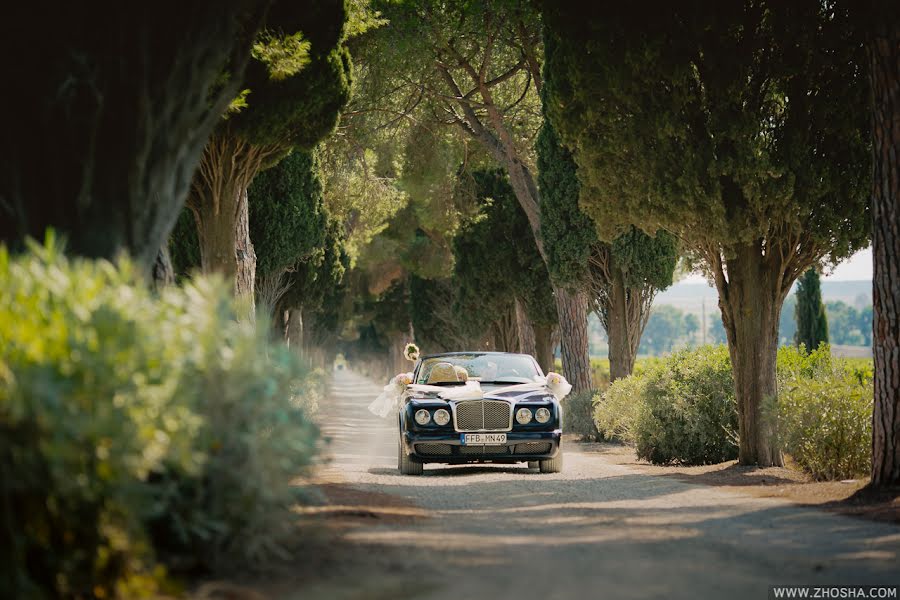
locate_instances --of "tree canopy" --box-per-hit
[544,2,870,261]
[544,1,871,466]
[249,149,327,280]
[0,3,269,268]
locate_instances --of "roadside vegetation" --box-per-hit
[593,345,873,481]
[0,240,322,596]
[1,0,899,596]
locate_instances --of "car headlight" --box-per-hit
[433,408,451,426]
[415,409,431,425]
[516,407,533,424]
[535,407,552,424]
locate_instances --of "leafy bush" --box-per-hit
[561,391,602,441]
[601,346,738,465]
[776,346,871,480]
[589,358,610,390]
[0,239,319,598]
[594,374,646,444]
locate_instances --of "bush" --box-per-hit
[0,239,319,598]
[561,391,602,441]
[594,374,646,444]
[776,346,871,480]
[600,346,738,465]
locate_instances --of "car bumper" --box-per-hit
[403,429,562,464]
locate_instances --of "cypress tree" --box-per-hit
[794,268,829,352]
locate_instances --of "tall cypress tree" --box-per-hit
[794,268,829,351]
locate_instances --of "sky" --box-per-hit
[680,246,873,284]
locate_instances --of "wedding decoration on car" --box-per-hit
[404,342,420,362]
[369,350,573,420]
[368,372,413,418]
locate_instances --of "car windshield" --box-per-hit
[416,354,540,385]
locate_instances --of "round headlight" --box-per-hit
[414,409,431,425]
[535,407,551,424]
[433,408,451,426]
[516,407,533,424]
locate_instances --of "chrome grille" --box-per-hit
[455,400,511,431]
[460,445,509,455]
[515,442,552,455]
[416,443,452,456]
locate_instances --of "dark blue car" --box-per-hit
[398,351,563,475]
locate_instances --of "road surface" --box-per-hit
[293,370,900,600]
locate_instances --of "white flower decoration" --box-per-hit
[404,342,420,362]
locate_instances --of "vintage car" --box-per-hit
[397,351,563,475]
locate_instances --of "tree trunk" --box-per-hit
[491,304,520,352]
[151,245,175,291]
[870,21,900,486]
[0,4,266,270]
[714,242,786,467]
[189,134,278,306]
[233,188,257,305]
[607,268,637,382]
[437,57,593,393]
[554,287,593,394]
[514,297,537,358]
[534,323,555,374]
[286,308,304,355]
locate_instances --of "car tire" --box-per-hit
[539,453,563,474]
[527,461,539,470]
[398,437,423,475]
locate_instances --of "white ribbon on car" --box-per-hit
[367,371,572,418]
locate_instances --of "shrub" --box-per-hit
[594,374,646,444]
[0,238,319,598]
[629,346,738,465]
[776,347,872,480]
[561,390,602,441]
[589,358,610,390]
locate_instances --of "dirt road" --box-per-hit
[288,370,900,600]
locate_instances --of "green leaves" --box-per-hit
[252,31,311,81]
[544,2,870,260]
[1,237,321,595]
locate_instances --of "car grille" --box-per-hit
[416,443,452,456]
[459,445,509,455]
[455,400,511,431]
[514,442,552,455]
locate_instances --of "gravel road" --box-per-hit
[304,370,900,600]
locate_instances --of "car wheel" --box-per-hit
[527,461,539,470]
[539,453,563,474]
[398,437,423,475]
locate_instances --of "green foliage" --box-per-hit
[232,0,353,150]
[452,170,556,327]
[600,343,873,476]
[632,346,738,465]
[561,391,602,441]
[249,149,326,278]
[610,228,678,291]
[599,346,738,465]
[794,268,829,351]
[776,343,834,381]
[279,211,349,331]
[776,346,872,480]
[595,375,646,444]
[826,300,872,347]
[0,239,319,597]
[640,305,688,355]
[544,3,871,259]
[536,121,596,286]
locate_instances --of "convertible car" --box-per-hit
[397,351,563,475]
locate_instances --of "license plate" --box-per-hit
[461,433,507,445]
